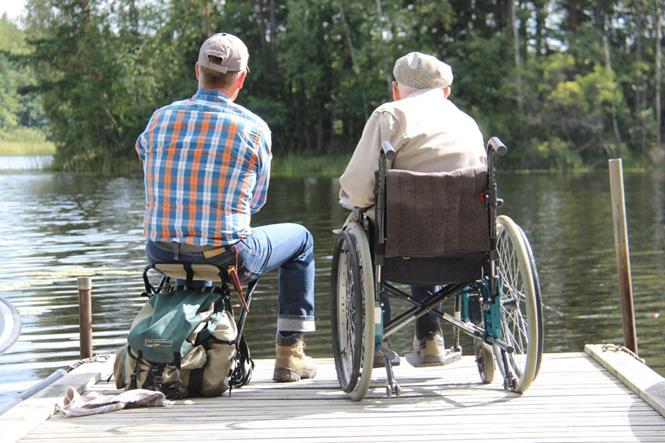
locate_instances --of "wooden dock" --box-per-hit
[3,346,665,442]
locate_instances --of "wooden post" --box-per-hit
[608,159,638,354]
[77,277,93,359]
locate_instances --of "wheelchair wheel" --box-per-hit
[474,340,495,384]
[518,221,544,379]
[493,215,543,393]
[330,222,375,401]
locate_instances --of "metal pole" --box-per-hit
[608,159,638,354]
[77,277,93,359]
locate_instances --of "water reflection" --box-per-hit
[0,170,663,395]
[0,156,53,171]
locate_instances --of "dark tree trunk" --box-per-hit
[568,0,578,33]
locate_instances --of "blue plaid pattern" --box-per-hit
[135,88,272,246]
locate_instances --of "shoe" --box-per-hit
[406,333,447,367]
[373,341,401,368]
[273,340,317,382]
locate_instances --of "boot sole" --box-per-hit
[273,367,317,383]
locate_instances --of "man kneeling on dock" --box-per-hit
[135,33,317,383]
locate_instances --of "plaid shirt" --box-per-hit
[135,88,272,246]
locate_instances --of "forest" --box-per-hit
[1,0,664,173]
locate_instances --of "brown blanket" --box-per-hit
[384,166,490,258]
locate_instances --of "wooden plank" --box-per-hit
[29,414,665,429]
[8,352,665,443]
[0,356,113,443]
[19,426,665,441]
[586,343,665,417]
[17,438,665,443]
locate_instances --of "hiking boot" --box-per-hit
[405,333,447,367]
[273,340,317,382]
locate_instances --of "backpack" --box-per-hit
[113,287,249,398]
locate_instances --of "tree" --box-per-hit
[0,14,47,135]
[15,0,665,171]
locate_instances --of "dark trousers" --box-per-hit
[381,285,442,340]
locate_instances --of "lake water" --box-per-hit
[0,167,663,396]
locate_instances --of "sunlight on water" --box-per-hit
[0,170,663,396]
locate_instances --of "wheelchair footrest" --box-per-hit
[373,344,401,368]
[405,349,462,368]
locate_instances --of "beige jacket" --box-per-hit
[339,88,487,209]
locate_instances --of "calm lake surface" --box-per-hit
[0,168,663,395]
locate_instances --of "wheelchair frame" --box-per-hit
[331,137,544,400]
[141,262,258,391]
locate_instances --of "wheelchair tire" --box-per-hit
[517,221,544,379]
[330,222,375,401]
[474,340,495,384]
[493,215,543,393]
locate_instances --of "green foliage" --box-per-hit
[0,0,661,172]
[0,126,51,142]
[271,152,349,177]
[525,137,584,170]
[0,15,47,134]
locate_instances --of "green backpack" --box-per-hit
[114,288,241,398]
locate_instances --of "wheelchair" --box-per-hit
[140,261,258,390]
[330,137,543,400]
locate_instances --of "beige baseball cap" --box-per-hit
[198,33,249,74]
[393,52,453,89]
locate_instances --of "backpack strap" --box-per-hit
[227,247,248,310]
[164,352,183,399]
[130,349,142,390]
[183,262,195,289]
[230,335,254,390]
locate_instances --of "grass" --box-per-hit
[271,152,350,177]
[0,140,56,156]
[0,127,56,156]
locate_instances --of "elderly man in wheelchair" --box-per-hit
[333,52,543,400]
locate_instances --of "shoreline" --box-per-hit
[0,148,660,177]
[0,141,56,157]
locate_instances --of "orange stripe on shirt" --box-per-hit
[213,121,238,239]
[161,110,185,237]
[187,115,208,238]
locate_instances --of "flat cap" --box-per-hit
[198,33,249,74]
[393,52,453,89]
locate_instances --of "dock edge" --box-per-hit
[585,343,665,418]
[0,354,115,443]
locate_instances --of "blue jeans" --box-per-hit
[146,223,315,333]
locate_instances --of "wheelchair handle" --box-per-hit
[381,141,396,162]
[487,137,508,157]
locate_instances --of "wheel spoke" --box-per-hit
[493,216,541,393]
